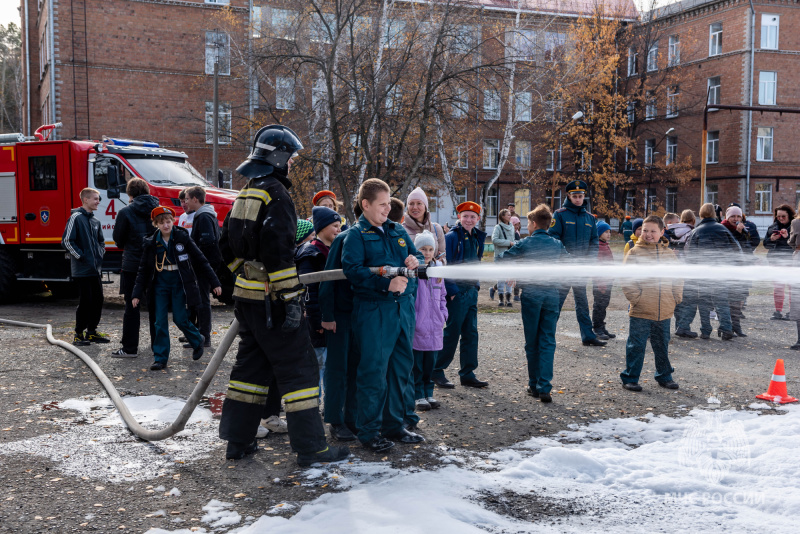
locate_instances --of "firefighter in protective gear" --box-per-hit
[218,124,349,465]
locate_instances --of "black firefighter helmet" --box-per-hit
[236,124,304,178]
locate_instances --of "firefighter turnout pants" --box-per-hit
[218,300,328,455]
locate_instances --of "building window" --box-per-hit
[578,149,591,172]
[709,22,723,56]
[205,31,230,75]
[272,8,297,41]
[666,86,679,118]
[666,136,677,165]
[626,101,635,124]
[668,35,680,66]
[755,183,772,213]
[646,42,658,72]
[624,147,633,171]
[383,19,407,49]
[205,0,229,4]
[483,89,501,121]
[627,47,638,76]
[204,102,231,144]
[457,187,468,204]
[385,85,402,115]
[645,188,658,213]
[453,24,478,56]
[29,156,58,191]
[515,140,531,169]
[761,14,779,50]
[515,92,532,122]
[39,22,49,78]
[666,187,678,213]
[311,77,326,112]
[705,183,718,205]
[276,77,295,110]
[486,187,498,217]
[251,6,262,38]
[428,195,438,214]
[759,71,777,106]
[544,32,565,62]
[452,87,469,119]
[453,146,468,168]
[546,188,562,208]
[707,131,719,164]
[545,100,562,123]
[708,76,721,108]
[546,149,556,171]
[514,189,531,219]
[625,190,636,215]
[310,12,336,44]
[644,139,655,165]
[756,127,773,161]
[507,28,538,62]
[483,140,500,169]
[423,145,437,168]
[645,91,656,120]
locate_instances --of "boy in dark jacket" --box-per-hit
[434,201,489,389]
[498,205,567,403]
[111,179,159,357]
[62,188,108,346]
[131,206,221,370]
[295,206,342,390]
[184,186,222,348]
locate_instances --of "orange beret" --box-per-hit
[312,190,336,206]
[151,206,176,220]
[457,201,481,215]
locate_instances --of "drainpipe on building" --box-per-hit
[48,0,56,136]
[24,0,31,136]
[746,0,756,213]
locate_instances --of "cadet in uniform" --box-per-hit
[217,124,348,466]
[433,201,489,389]
[548,180,606,347]
[498,204,568,402]
[341,178,425,452]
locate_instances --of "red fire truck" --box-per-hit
[0,124,237,301]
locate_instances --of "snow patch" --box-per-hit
[201,499,241,528]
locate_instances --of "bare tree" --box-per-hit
[0,23,23,134]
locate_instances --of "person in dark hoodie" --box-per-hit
[111,179,159,357]
[62,187,109,346]
[131,206,221,370]
[183,186,222,348]
[592,221,615,340]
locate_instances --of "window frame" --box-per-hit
[761,14,780,50]
[709,22,723,57]
[515,91,532,122]
[666,187,678,213]
[707,76,721,108]
[205,31,231,76]
[483,89,501,121]
[707,131,720,164]
[666,86,679,118]
[482,139,500,169]
[705,183,719,205]
[666,136,678,165]
[668,35,680,66]
[646,42,658,72]
[755,183,773,214]
[756,127,774,162]
[759,71,777,106]
[275,76,296,110]
[514,140,531,169]
[204,101,232,145]
[644,139,655,165]
[628,47,638,76]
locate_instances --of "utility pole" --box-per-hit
[212,45,220,188]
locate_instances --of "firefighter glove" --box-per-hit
[282,297,303,333]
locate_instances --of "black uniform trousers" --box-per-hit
[218,300,327,455]
[75,275,103,334]
[119,270,156,353]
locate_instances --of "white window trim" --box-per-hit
[205,102,231,145]
[668,35,680,66]
[628,48,638,76]
[647,43,658,72]
[276,77,296,110]
[759,71,777,106]
[707,76,721,109]
[709,22,723,57]
[483,140,500,169]
[666,136,678,165]
[761,14,780,50]
[755,184,773,214]
[756,127,774,162]
[707,131,719,164]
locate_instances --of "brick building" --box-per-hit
[20,0,250,187]
[630,0,800,231]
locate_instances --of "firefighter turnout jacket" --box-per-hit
[221,171,304,302]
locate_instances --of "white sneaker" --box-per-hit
[415,398,431,411]
[255,425,269,439]
[710,311,718,320]
[262,415,288,433]
[426,396,441,409]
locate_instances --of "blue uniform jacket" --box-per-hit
[319,229,354,321]
[548,199,598,257]
[444,223,486,297]
[498,229,568,300]
[341,215,423,301]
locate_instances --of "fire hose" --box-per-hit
[0,266,427,441]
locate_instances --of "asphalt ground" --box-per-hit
[0,278,796,532]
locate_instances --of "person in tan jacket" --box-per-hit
[620,215,683,392]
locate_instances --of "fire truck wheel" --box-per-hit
[0,248,17,303]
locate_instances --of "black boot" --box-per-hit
[226,439,259,460]
[498,293,505,307]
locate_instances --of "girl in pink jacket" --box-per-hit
[412,231,449,411]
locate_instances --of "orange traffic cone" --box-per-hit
[756,359,798,404]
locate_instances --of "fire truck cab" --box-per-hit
[0,125,237,301]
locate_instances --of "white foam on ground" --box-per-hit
[150,406,800,533]
[0,395,221,482]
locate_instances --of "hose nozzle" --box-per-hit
[370,265,429,280]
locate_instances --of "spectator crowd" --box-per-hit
[59,139,800,464]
